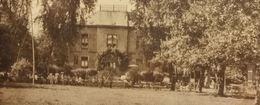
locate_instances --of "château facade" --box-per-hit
[68,5,143,70]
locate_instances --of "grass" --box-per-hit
[0,84,255,105]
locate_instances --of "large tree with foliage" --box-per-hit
[35,32,52,75]
[130,0,191,91]
[130,0,187,67]
[155,0,260,96]
[0,0,32,71]
[40,0,96,66]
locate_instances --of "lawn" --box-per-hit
[0,85,255,105]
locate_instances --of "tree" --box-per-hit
[200,0,260,96]
[130,0,191,91]
[97,49,129,72]
[40,0,96,66]
[155,0,260,96]
[130,0,184,68]
[35,33,53,76]
[0,0,32,71]
[97,49,129,88]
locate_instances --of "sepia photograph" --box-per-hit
[0,0,260,105]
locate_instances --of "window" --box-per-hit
[74,55,78,65]
[81,57,88,68]
[81,34,88,49]
[107,34,117,48]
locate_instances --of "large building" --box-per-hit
[68,5,142,70]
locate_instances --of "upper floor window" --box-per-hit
[81,56,88,68]
[81,34,88,49]
[107,34,117,48]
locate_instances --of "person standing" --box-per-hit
[47,73,54,85]
[60,72,64,85]
[54,73,59,84]
[34,74,38,83]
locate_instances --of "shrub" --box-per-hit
[125,68,140,82]
[87,70,98,77]
[140,71,154,82]
[153,71,164,82]
[11,58,32,82]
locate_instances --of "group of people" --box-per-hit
[45,73,88,85]
[0,70,219,90]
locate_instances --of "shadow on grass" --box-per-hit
[186,91,255,100]
[0,82,54,90]
[211,93,255,100]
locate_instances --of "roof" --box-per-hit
[86,10,133,27]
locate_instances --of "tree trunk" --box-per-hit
[170,75,176,91]
[255,88,260,105]
[194,71,197,90]
[109,70,113,88]
[47,61,50,75]
[199,78,203,93]
[169,63,176,91]
[218,65,225,96]
[99,77,104,88]
[109,80,113,88]
[198,69,205,93]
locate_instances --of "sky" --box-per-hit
[32,0,133,19]
[31,0,133,37]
